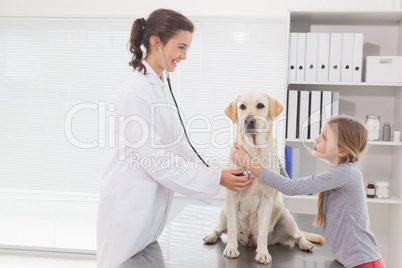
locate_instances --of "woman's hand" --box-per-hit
[220,169,254,192]
[230,142,251,169]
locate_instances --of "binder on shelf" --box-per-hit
[285,145,292,179]
[332,91,340,117]
[309,91,322,139]
[285,145,300,179]
[341,33,354,83]
[321,91,333,126]
[317,33,330,82]
[298,90,310,140]
[288,33,298,82]
[305,33,318,82]
[296,33,306,82]
[329,33,343,83]
[352,33,364,83]
[292,147,300,180]
[286,90,299,139]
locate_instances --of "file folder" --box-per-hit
[305,33,318,82]
[292,147,300,179]
[321,91,333,126]
[285,146,300,179]
[288,33,298,82]
[341,33,354,83]
[286,90,299,139]
[309,91,321,139]
[329,33,342,83]
[298,90,310,140]
[352,33,364,83]
[332,91,340,117]
[285,145,293,179]
[317,33,330,82]
[296,33,306,82]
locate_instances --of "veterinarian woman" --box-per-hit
[231,115,384,268]
[97,9,254,268]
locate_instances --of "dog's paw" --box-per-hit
[298,237,314,251]
[203,233,219,244]
[255,248,272,264]
[223,245,240,259]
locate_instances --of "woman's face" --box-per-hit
[159,30,193,73]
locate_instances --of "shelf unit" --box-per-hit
[285,191,402,204]
[287,138,402,146]
[284,10,402,267]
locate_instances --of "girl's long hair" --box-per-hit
[313,115,368,227]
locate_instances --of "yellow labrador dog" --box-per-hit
[203,92,324,264]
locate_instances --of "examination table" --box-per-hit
[122,205,343,268]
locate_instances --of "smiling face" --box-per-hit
[158,30,192,73]
[146,30,192,77]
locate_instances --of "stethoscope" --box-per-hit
[157,43,209,167]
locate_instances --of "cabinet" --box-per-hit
[283,10,402,267]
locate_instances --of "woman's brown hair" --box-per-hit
[313,115,368,227]
[128,9,194,74]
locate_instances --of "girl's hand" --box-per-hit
[220,169,254,192]
[231,142,264,177]
[230,142,251,169]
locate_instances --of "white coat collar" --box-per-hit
[142,59,165,87]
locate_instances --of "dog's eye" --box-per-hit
[257,103,265,109]
[239,104,246,110]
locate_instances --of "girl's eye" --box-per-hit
[323,135,327,141]
[239,104,246,110]
[179,46,185,50]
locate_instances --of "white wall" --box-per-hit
[0,0,400,18]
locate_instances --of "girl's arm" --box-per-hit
[231,143,351,196]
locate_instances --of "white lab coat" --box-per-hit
[97,60,222,268]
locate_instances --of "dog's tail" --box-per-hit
[301,231,324,244]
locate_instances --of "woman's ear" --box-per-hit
[224,99,237,124]
[268,95,284,121]
[150,36,161,50]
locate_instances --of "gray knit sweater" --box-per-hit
[259,163,382,267]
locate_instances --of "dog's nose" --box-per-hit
[244,116,256,128]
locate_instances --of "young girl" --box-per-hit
[231,115,385,268]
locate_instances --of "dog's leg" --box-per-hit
[223,194,240,259]
[255,199,273,264]
[203,207,227,244]
[279,209,315,251]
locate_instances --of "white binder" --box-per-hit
[286,90,299,139]
[341,33,354,83]
[332,91,340,117]
[317,33,330,82]
[321,91,333,126]
[296,33,306,82]
[298,90,310,140]
[291,147,300,179]
[352,33,364,83]
[309,91,321,139]
[329,33,343,83]
[288,33,298,82]
[305,33,318,82]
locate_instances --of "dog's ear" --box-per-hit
[224,100,237,124]
[268,95,284,121]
